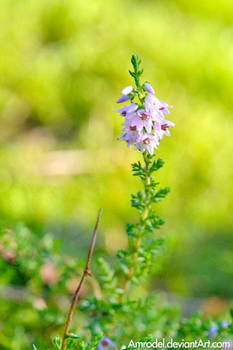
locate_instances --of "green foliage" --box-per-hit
[0,153,232,348]
[120,151,167,284]
[66,137,175,347]
[53,336,61,349]
[129,54,144,89]
[0,224,83,349]
[97,257,118,299]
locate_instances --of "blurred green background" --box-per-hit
[0,0,232,328]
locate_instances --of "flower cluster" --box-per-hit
[114,56,174,155]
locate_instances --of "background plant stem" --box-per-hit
[61,209,102,350]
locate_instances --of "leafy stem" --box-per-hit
[119,151,151,301]
[142,151,151,219]
[129,54,144,105]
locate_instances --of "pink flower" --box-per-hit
[154,118,175,139]
[160,119,175,137]
[158,100,172,115]
[121,125,141,148]
[123,108,153,133]
[145,94,172,117]
[135,133,160,155]
[114,103,138,116]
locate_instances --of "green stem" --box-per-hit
[119,152,151,301]
[142,151,151,219]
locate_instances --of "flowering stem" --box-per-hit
[61,209,103,350]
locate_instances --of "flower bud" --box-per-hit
[117,94,131,103]
[121,85,133,95]
[144,82,155,94]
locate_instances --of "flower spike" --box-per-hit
[114,55,174,154]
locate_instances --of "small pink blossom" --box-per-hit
[123,109,153,133]
[114,103,138,116]
[135,133,160,155]
[160,119,175,137]
[145,93,172,116]
[121,126,141,148]
[154,118,175,139]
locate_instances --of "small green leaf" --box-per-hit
[65,333,80,339]
[150,158,164,173]
[129,70,135,78]
[53,336,61,349]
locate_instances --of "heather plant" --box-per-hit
[0,56,232,350]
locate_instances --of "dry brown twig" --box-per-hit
[61,208,103,350]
